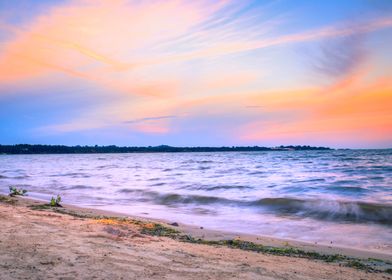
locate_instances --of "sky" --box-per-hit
[0,0,391,148]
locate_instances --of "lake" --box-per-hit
[1,149,391,252]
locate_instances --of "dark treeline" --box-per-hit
[0,144,331,154]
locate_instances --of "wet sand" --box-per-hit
[0,195,391,280]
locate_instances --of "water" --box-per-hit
[1,150,391,252]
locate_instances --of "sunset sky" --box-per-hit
[0,0,391,148]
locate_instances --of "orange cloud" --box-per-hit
[1,1,391,87]
[0,0,227,87]
[2,0,390,141]
[240,73,392,145]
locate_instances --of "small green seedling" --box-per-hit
[50,194,62,207]
[9,186,27,197]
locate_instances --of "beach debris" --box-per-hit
[50,194,62,207]
[103,226,127,237]
[9,186,27,197]
[39,261,55,266]
[169,222,179,227]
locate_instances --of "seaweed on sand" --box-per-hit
[140,222,180,237]
[0,195,17,205]
[139,223,390,273]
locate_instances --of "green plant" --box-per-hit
[50,194,62,207]
[9,186,27,197]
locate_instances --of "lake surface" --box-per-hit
[1,150,391,252]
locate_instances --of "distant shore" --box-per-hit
[0,144,332,155]
[1,195,391,279]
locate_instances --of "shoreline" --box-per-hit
[8,195,392,262]
[1,194,392,280]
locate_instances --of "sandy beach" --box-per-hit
[1,195,391,280]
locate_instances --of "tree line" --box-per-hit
[0,144,331,154]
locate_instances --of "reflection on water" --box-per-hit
[1,149,391,252]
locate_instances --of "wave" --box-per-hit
[337,157,361,161]
[50,172,91,178]
[181,160,214,164]
[0,175,29,179]
[97,164,119,169]
[14,175,30,179]
[60,185,101,190]
[116,188,392,225]
[327,186,369,194]
[247,171,265,175]
[150,182,166,187]
[183,184,253,191]
[205,185,253,191]
[295,178,325,183]
[155,193,230,205]
[147,177,160,181]
[251,198,392,225]
[117,188,232,205]
[198,166,210,170]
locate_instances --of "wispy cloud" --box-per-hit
[124,115,177,124]
[1,1,391,146]
[1,1,391,87]
[313,33,366,79]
